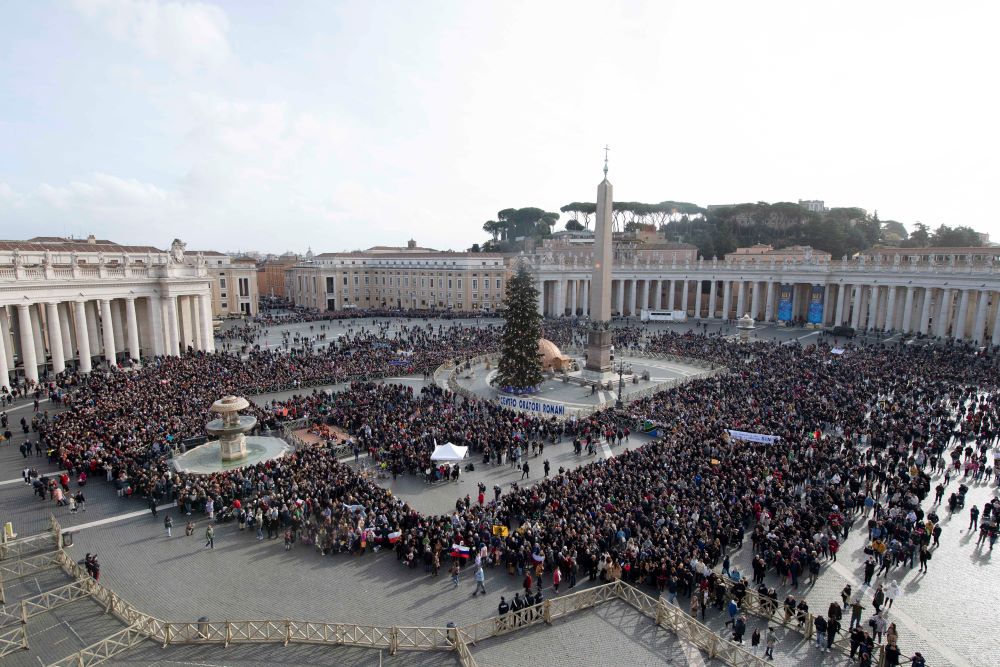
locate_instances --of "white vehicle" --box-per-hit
[640,309,687,322]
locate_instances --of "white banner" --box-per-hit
[726,429,781,444]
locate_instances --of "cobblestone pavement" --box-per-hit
[107,642,458,666]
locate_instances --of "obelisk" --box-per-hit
[585,151,614,374]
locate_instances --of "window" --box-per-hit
[364,276,370,285]
[343,275,348,286]
[353,275,359,285]
[472,279,478,290]
[458,279,463,289]
[496,279,502,289]
[219,278,227,289]
[326,277,335,293]
[430,279,434,288]
[221,302,228,309]
[239,278,250,297]
[448,279,452,289]
[221,292,227,298]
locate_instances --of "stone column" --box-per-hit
[834,285,846,325]
[567,280,576,316]
[554,280,565,317]
[750,282,761,320]
[73,301,92,373]
[164,296,180,356]
[680,279,689,314]
[884,287,897,331]
[722,281,732,320]
[954,289,971,340]
[707,281,717,319]
[822,284,832,325]
[640,280,649,315]
[29,306,46,368]
[992,295,1000,345]
[45,302,65,374]
[866,286,880,331]
[0,319,9,392]
[936,288,953,337]
[901,287,915,333]
[0,308,15,372]
[850,285,863,329]
[189,295,202,351]
[695,281,703,318]
[765,282,776,321]
[972,290,990,344]
[652,280,662,310]
[58,303,73,365]
[536,281,545,316]
[582,281,590,317]
[125,297,141,361]
[667,280,675,311]
[918,288,933,335]
[85,301,102,355]
[111,300,126,353]
[146,295,165,357]
[736,281,746,317]
[17,304,38,384]
[616,280,625,316]
[100,299,117,366]
[200,294,215,353]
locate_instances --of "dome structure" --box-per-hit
[537,338,572,372]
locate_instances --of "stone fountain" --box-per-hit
[206,396,256,461]
[171,395,291,475]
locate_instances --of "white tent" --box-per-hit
[430,443,469,462]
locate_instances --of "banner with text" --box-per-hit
[777,284,793,322]
[726,429,781,444]
[807,285,824,325]
[498,396,566,416]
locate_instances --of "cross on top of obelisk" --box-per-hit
[603,144,610,176]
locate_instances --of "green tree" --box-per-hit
[565,219,585,231]
[902,223,931,247]
[930,224,982,247]
[497,268,543,392]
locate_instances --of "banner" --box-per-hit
[807,285,824,325]
[492,525,510,538]
[498,396,566,416]
[726,429,781,444]
[777,284,793,322]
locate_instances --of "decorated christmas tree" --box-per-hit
[497,267,543,392]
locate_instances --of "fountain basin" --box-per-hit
[171,436,292,475]
[206,415,258,436]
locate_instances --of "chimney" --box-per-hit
[407,239,416,249]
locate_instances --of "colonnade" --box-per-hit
[0,292,215,391]
[535,275,1000,346]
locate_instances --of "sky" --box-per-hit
[0,1,998,254]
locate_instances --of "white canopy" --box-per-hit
[430,443,469,462]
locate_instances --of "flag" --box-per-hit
[387,530,402,544]
[450,544,470,559]
[812,429,821,440]
[491,525,509,538]
[531,552,545,563]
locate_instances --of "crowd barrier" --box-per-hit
[35,516,785,667]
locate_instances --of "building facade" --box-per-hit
[285,242,512,311]
[256,254,299,298]
[192,252,259,317]
[526,243,1000,344]
[0,236,215,391]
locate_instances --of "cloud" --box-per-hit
[37,172,178,210]
[73,0,231,72]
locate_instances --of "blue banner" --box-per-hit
[777,284,793,321]
[807,285,824,324]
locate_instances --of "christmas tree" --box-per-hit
[497,267,543,392]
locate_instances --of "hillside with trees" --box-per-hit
[475,200,984,257]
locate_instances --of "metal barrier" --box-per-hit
[41,516,807,667]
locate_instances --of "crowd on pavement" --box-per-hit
[19,312,1000,665]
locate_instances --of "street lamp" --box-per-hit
[614,359,631,408]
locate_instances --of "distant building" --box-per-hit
[725,244,832,264]
[189,252,259,317]
[256,254,299,298]
[285,241,514,311]
[798,199,827,213]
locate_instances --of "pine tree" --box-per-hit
[497,267,543,392]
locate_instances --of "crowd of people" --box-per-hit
[26,313,1000,664]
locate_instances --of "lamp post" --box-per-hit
[615,359,630,408]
